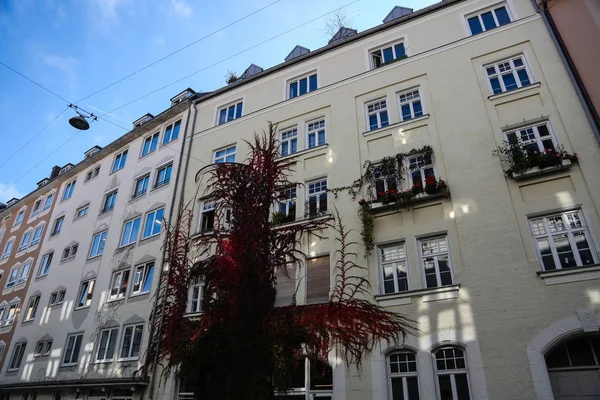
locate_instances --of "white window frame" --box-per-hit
[17,261,32,284]
[306,119,326,149]
[95,327,119,362]
[142,208,164,239]
[434,347,472,400]
[370,162,400,201]
[306,178,328,217]
[62,333,84,366]
[529,210,599,271]
[43,192,54,210]
[287,72,318,99]
[6,266,19,288]
[120,217,141,247]
[49,289,66,307]
[187,280,204,314]
[378,242,409,294]
[366,98,389,131]
[388,350,420,400]
[154,163,173,188]
[418,236,454,289]
[162,120,181,145]
[13,210,25,228]
[199,199,216,233]
[133,174,150,198]
[141,132,159,157]
[119,323,144,361]
[37,252,53,277]
[504,122,558,153]
[75,205,89,219]
[23,295,40,322]
[34,340,52,357]
[1,239,14,260]
[112,150,128,173]
[466,4,512,35]
[276,187,297,222]
[370,40,406,69]
[213,145,236,164]
[216,101,243,125]
[406,153,436,188]
[89,231,108,258]
[31,224,44,246]
[485,55,532,95]
[131,262,154,296]
[76,279,96,309]
[31,200,42,217]
[3,302,19,326]
[397,88,424,121]
[7,342,26,371]
[103,190,118,212]
[62,180,76,201]
[109,270,130,301]
[18,231,32,251]
[280,126,298,157]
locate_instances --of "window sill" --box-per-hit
[87,254,103,261]
[94,360,114,365]
[35,274,49,281]
[74,305,91,311]
[129,291,150,298]
[370,191,448,215]
[487,82,541,101]
[22,319,34,325]
[118,357,140,363]
[362,114,430,137]
[510,159,572,180]
[184,312,203,318]
[537,264,600,286]
[117,243,136,251]
[140,233,161,242]
[99,208,114,216]
[151,182,171,192]
[375,284,460,306]
[107,297,126,304]
[278,144,328,161]
[272,213,333,230]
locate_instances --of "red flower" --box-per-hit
[574,152,578,157]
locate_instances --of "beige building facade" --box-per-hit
[159,0,600,399]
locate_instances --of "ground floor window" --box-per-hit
[434,347,471,400]
[275,357,333,399]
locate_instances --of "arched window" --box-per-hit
[545,335,600,369]
[388,350,420,399]
[434,347,471,400]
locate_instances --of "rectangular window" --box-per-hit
[3,302,18,326]
[199,200,216,233]
[407,153,435,189]
[96,327,119,362]
[187,280,204,313]
[155,164,172,188]
[6,267,19,288]
[141,132,159,157]
[119,324,143,360]
[505,122,556,156]
[529,210,598,270]
[307,119,326,149]
[277,188,297,223]
[35,340,52,357]
[49,289,66,306]
[398,88,424,121]
[32,200,41,216]
[218,102,243,125]
[85,170,93,182]
[288,73,317,99]
[280,127,298,157]
[8,342,26,371]
[467,5,511,35]
[307,179,328,217]
[306,255,330,304]
[163,120,181,145]
[43,340,52,356]
[380,243,409,294]
[143,208,164,239]
[75,206,89,219]
[112,150,128,173]
[43,193,54,210]
[34,341,44,357]
[62,333,84,366]
[51,216,64,236]
[17,261,32,284]
[214,146,236,164]
[62,180,76,201]
[419,236,454,288]
[371,162,399,202]
[370,41,406,69]
[110,270,130,300]
[366,99,389,131]
[89,231,107,258]
[24,295,40,321]
[18,232,31,251]
[31,225,44,245]
[485,56,531,95]
[103,190,118,212]
[120,217,141,246]
[62,244,77,260]
[37,252,53,277]
[13,210,24,227]
[133,175,150,198]
[131,262,154,295]
[76,279,95,308]
[1,239,14,260]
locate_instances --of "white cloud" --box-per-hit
[0,183,24,203]
[90,0,125,21]
[172,0,192,18]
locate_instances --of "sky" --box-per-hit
[0,0,432,203]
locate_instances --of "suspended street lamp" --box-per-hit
[68,104,97,130]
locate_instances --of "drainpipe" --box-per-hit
[147,100,198,400]
[529,0,600,144]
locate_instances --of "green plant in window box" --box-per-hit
[493,141,578,177]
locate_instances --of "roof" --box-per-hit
[170,88,196,102]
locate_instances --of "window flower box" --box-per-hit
[494,141,578,180]
[511,159,572,180]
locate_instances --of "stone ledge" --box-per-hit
[512,159,572,180]
[537,264,600,286]
[375,284,460,306]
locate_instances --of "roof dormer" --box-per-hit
[133,113,154,129]
[84,145,102,159]
[58,164,74,176]
[383,6,413,23]
[170,88,196,106]
[240,64,263,79]
[328,27,358,45]
[285,45,310,62]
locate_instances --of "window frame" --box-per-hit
[131,262,154,296]
[17,261,32,284]
[23,295,40,322]
[306,119,326,149]
[37,252,53,277]
[2,302,19,326]
[133,174,150,198]
[142,208,164,239]
[18,230,32,251]
[366,98,390,131]
[378,242,409,294]
[6,266,19,288]
[51,216,65,236]
[62,180,76,201]
[31,200,42,217]
[119,323,144,361]
[31,224,44,246]
[280,126,298,157]
[95,327,119,363]
[89,231,108,258]
[162,120,181,145]
[1,239,14,260]
[433,346,472,400]
[485,55,532,95]
[387,350,420,400]
[109,269,130,301]
[62,244,78,261]
[466,4,512,35]
[277,187,297,223]
[43,192,54,210]
[216,101,243,125]
[199,199,216,233]
[529,210,599,271]
[418,235,454,289]
[111,150,128,173]
[7,342,26,371]
[49,289,66,307]
[306,178,328,217]
[120,217,141,247]
[13,210,25,228]
[102,190,118,212]
[406,153,436,189]
[34,340,52,357]
[62,333,84,366]
[76,279,96,309]
[504,122,558,155]
[287,72,318,99]
[370,40,406,69]
[213,145,237,164]
[75,205,89,219]
[397,88,424,121]
[187,280,204,314]
[141,132,160,157]
[154,163,173,189]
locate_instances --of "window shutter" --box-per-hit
[306,255,330,304]
[275,264,296,307]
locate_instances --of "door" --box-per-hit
[549,370,600,399]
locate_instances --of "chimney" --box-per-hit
[383,6,413,23]
[49,165,62,180]
[328,27,358,45]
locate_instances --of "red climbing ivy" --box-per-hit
[153,123,416,400]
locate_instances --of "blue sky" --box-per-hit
[0,0,432,202]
